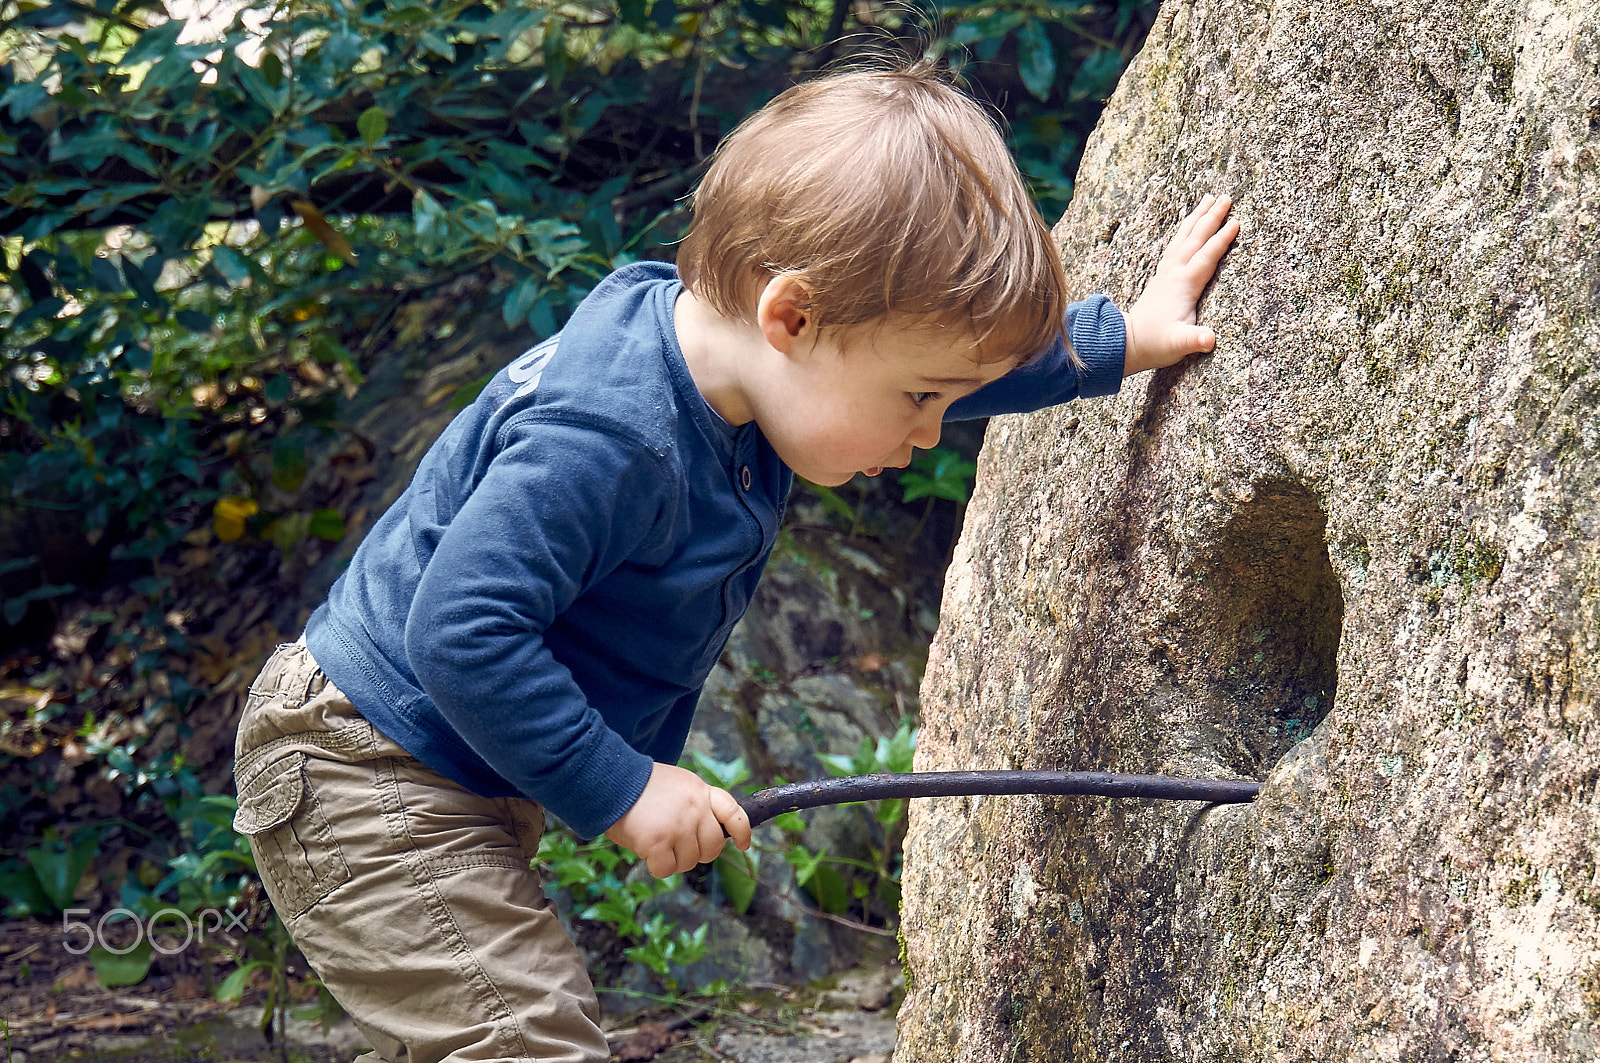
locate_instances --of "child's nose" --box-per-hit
[907,419,941,450]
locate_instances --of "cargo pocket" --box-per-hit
[234,751,349,919]
[235,643,324,759]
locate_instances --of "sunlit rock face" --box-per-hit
[896,0,1600,1059]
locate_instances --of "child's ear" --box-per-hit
[756,275,812,354]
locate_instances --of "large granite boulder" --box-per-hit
[897,0,1600,1059]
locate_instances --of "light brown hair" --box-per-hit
[675,61,1068,363]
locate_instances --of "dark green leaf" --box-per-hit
[1016,21,1056,102]
[804,864,849,914]
[1068,47,1125,102]
[321,30,365,69]
[448,374,493,410]
[124,256,164,309]
[211,245,251,286]
[75,183,162,223]
[32,178,94,195]
[715,848,758,914]
[0,558,38,579]
[235,60,288,114]
[358,106,389,144]
[19,584,76,604]
[543,20,568,90]
[15,212,72,242]
[19,250,54,300]
[501,275,543,329]
[119,19,185,66]
[91,941,153,988]
[484,139,556,175]
[25,832,98,912]
[482,7,546,60]
[271,437,308,493]
[951,9,1026,45]
[0,861,53,918]
[122,345,154,374]
[618,0,648,29]
[428,99,517,121]
[175,310,215,332]
[0,79,51,124]
[528,298,557,338]
[744,0,788,29]
[145,196,209,256]
[257,200,285,234]
[108,139,162,178]
[90,256,125,292]
[308,509,346,541]
[217,960,270,1002]
[418,29,455,60]
[11,297,65,331]
[134,44,215,99]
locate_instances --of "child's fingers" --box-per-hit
[645,845,679,879]
[1190,193,1228,235]
[695,807,727,866]
[1163,195,1225,268]
[1171,193,1213,244]
[710,787,753,851]
[1190,218,1241,272]
[1179,324,1218,354]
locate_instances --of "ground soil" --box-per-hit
[2,916,901,1063]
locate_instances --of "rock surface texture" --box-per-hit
[897,0,1600,1060]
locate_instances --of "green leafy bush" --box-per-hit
[0,826,99,918]
[538,830,710,992]
[689,727,915,924]
[1,0,1155,567]
[898,446,978,505]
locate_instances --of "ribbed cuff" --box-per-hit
[1069,294,1126,399]
[542,724,655,840]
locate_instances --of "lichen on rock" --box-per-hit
[896,0,1600,1058]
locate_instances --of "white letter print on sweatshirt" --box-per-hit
[508,336,559,400]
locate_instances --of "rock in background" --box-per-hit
[614,520,937,992]
[897,0,1600,1060]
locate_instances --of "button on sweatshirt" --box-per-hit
[303,262,1125,838]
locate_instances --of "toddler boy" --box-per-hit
[232,62,1237,1063]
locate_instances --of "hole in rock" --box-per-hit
[1196,482,1344,775]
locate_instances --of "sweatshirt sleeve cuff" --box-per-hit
[1066,294,1126,399]
[541,725,655,840]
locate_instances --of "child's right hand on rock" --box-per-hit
[605,761,752,877]
[1121,194,1240,376]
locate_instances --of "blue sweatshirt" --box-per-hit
[303,262,1124,838]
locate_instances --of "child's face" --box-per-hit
[751,320,1015,487]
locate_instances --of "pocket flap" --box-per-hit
[233,751,308,836]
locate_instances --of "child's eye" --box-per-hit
[909,391,938,407]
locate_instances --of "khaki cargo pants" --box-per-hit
[232,641,611,1063]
